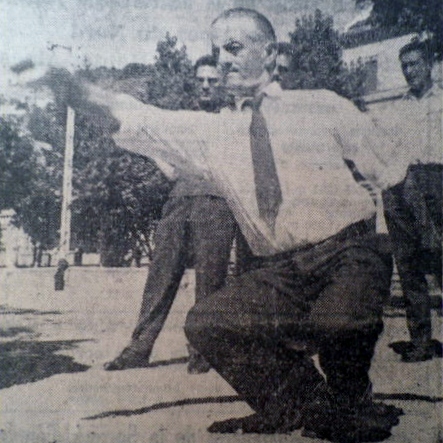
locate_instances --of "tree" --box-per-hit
[27,72,172,266]
[9,33,195,266]
[355,0,443,60]
[0,117,39,211]
[142,33,198,110]
[287,10,370,101]
[0,115,61,264]
[72,143,171,267]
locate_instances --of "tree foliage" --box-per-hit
[20,34,194,265]
[0,117,39,211]
[287,10,371,102]
[352,0,443,60]
[142,33,198,109]
[26,92,171,265]
[371,0,442,41]
[289,11,342,90]
[0,115,61,254]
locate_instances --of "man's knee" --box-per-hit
[185,278,251,349]
[185,293,227,349]
[310,248,390,332]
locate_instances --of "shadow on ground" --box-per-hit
[84,395,241,420]
[0,339,90,389]
[0,327,34,337]
[0,305,62,316]
[146,356,189,368]
[84,391,443,421]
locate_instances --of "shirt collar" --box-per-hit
[261,81,283,98]
[228,82,283,111]
[403,82,440,101]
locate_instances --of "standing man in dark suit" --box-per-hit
[104,55,237,374]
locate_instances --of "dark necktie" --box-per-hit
[248,95,283,231]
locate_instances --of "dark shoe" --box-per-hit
[208,410,302,434]
[104,347,150,371]
[187,344,211,374]
[431,339,443,357]
[389,340,413,356]
[302,394,402,442]
[401,344,434,362]
[390,340,437,362]
[187,353,211,374]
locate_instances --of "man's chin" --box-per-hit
[223,74,268,97]
[223,73,243,87]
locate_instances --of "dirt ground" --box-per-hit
[0,267,441,443]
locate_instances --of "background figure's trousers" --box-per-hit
[383,164,442,344]
[130,195,236,357]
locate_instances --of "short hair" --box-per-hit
[194,55,217,73]
[399,39,434,65]
[212,8,276,44]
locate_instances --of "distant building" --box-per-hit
[342,31,442,106]
[0,209,34,267]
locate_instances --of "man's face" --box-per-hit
[400,50,432,92]
[211,15,275,96]
[273,53,292,87]
[196,65,220,104]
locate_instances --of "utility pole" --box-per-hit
[59,106,75,257]
[55,106,75,290]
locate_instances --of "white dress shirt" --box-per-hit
[370,83,442,171]
[90,83,403,256]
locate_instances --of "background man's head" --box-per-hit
[194,55,220,110]
[211,8,277,96]
[399,40,433,97]
[273,42,295,89]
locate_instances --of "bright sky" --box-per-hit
[1,0,363,102]
[2,0,360,68]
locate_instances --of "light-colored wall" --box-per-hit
[0,209,34,267]
[342,33,417,93]
[343,33,443,103]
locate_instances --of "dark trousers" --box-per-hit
[129,195,236,357]
[383,164,442,345]
[185,223,392,418]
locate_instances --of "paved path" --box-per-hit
[0,268,441,443]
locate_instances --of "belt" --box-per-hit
[249,218,376,271]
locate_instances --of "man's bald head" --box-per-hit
[211,8,277,96]
[212,8,276,44]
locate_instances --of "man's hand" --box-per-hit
[43,67,86,109]
[41,67,121,134]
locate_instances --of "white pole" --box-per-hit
[59,106,75,258]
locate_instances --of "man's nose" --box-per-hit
[218,48,234,66]
[404,64,414,76]
[202,79,210,89]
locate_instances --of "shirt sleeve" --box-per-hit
[87,85,211,179]
[333,96,407,189]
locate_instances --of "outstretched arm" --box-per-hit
[42,68,211,179]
